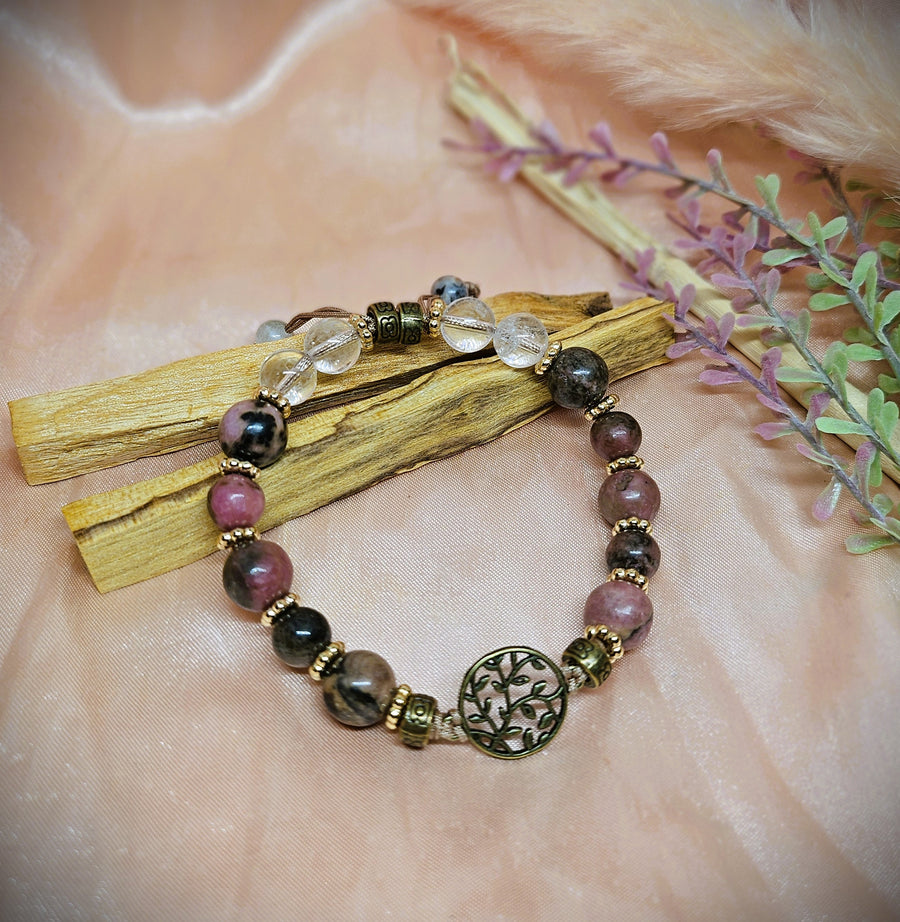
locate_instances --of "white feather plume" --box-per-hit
[405,0,900,190]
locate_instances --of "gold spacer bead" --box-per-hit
[612,517,653,536]
[218,527,259,550]
[347,313,375,351]
[534,341,562,376]
[257,388,292,418]
[384,684,412,731]
[418,295,445,335]
[309,641,345,682]
[584,624,624,662]
[584,394,620,420]
[260,593,301,627]
[219,458,260,479]
[606,455,645,475]
[606,567,649,592]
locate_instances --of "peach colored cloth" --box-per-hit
[1,2,898,920]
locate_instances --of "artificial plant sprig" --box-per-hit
[441,46,899,551]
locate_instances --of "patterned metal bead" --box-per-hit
[260,592,302,627]
[612,516,654,536]
[385,684,412,731]
[256,388,292,418]
[218,458,260,479]
[309,641,345,682]
[217,527,259,550]
[397,302,424,345]
[367,302,401,345]
[584,624,624,662]
[347,313,375,351]
[561,636,612,688]
[398,693,438,748]
[606,455,645,475]
[607,567,649,592]
[584,394,620,420]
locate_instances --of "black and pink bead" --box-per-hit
[542,346,659,652]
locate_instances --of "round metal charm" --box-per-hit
[458,646,568,759]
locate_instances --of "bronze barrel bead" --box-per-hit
[396,302,424,345]
[367,302,401,345]
[562,636,612,688]
[398,693,437,749]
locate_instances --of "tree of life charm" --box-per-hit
[458,646,568,759]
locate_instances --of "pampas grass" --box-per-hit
[405,0,900,190]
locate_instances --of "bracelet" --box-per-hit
[208,276,660,759]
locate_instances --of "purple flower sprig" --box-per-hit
[449,117,900,551]
[661,283,900,553]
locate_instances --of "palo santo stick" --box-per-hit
[63,298,670,593]
[9,290,609,485]
[444,43,900,486]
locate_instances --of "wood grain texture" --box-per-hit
[61,298,671,593]
[10,290,611,485]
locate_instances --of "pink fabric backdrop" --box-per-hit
[1,2,898,920]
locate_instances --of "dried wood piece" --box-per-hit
[62,298,671,592]
[10,290,611,485]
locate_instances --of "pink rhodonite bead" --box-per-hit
[207,475,266,530]
[223,540,293,611]
[597,470,660,525]
[583,580,653,650]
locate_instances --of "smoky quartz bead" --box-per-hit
[605,529,661,577]
[545,347,609,410]
[272,605,332,668]
[321,650,396,727]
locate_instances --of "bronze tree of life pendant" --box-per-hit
[458,646,568,759]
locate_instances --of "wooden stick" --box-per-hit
[443,44,900,486]
[62,298,671,593]
[9,290,610,485]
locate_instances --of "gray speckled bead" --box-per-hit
[218,398,287,468]
[430,275,469,305]
[545,347,609,409]
[321,650,396,727]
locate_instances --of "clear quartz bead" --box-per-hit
[492,312,550,368]
[255,319,288,343]
[304,317,362,374]
[439,297,496,353]
[259,350,317,406]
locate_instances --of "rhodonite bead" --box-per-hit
[584,581,653,650]
[207,475,266,530]
[598,470,661,524]
[430,274,469,305]
[223,540,293,611]
[605,529,661,577]
[590,411,642,460]
[321,650,396,727]
[219,399,287,468]
[272,605,331,668]
[545,347,609,409]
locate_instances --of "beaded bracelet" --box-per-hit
[208,276,660,759]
